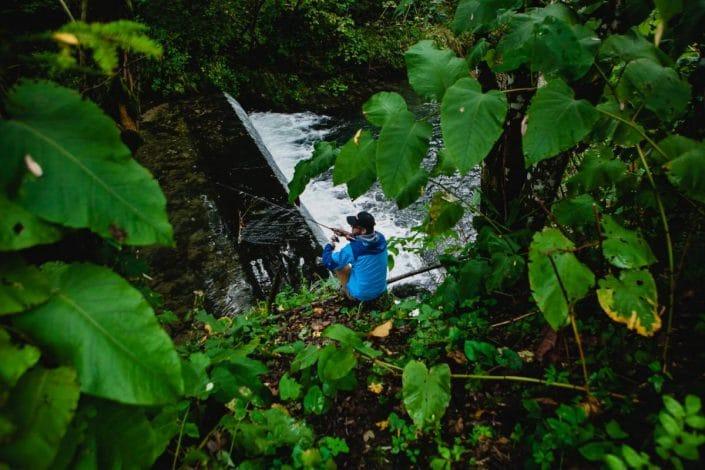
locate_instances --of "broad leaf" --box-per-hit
[376,110,432,198]
[402,361,451,429]
[424,193,464,235]
[665,146,705,203]
[602,216,656,269]
[599,29,672,66]
[440,77,508,174]
[395,169,429,209]
[362,92,407,127]
[528,228,595,329]
[617,59,691,123]
[288,141,338,203]
[593,98,645,148]
[452,0,521,34]
[332,131,377,199]
[494,5,597,80]
[317,345,356,383]
[597,269,660,336]
[552,194,599,227]
[657,134,703,164]
[566,147,627,194]
[523,79,599,166]
[0,81,172,245]
[404,40,468,101]
[303,385,327,415]
[0,195,62,251]
[278,373,301,401]
[13,263,183,405]
[654,0,683,21]
[0,366,80,469]
[0,328,40,386]
[291,345,320,372]
[467,39,491,68]
[322,323,380,358]
[0,256,51,315]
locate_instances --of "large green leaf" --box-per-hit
[402,361,451,429]
[654,0,683,21]
[592,98,645,148]
[395,169,429,209]
[528,228,595,329]
[602,216,656,269]
[288,141,337,203]
[523,79,599,166]
[451,0,521,34]
[317,345,356,383]
[657,134,703,164]
[552,194,599,228]
[376,110,432,198]
[494,5,597,80]
[597,269,660,336]
[62,399,176,469]
[322,323,380,358]
[362,92,407,127]
[332,131,377,199]
[0,366,80,469]
[0,328,40,386]
[617,59,692,123]
[13,263,183,405]
[566,147,627,194]
[665,146,705,203]
[599,29,672,66]
[404,40,468,101]
[0,81,172,246]
[0,256,51,315]
[440,77,508,175]
[0,195,62,251]
[423,193,464,235]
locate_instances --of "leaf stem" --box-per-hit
[596,108,669,162]
[500,87,537,94]
[636,144,675,373]
[172,404,190,470]
[547,254,591,396]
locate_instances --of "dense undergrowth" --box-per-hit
[3,0,705,469]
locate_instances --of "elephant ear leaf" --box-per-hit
[402,360,451,429]
[597,269,660,336]
[288,141,338,203]
[528,228,594,330]
[405,40,468,101]
[0,80,172,246]
[601,216,656,269]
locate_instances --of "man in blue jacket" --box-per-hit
[322,211,388,302]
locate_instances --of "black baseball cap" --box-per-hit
[347,211,375,232]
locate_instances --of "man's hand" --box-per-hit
[330,235,339,246]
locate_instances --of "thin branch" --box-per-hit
[57,0,76,21]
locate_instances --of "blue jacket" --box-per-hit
[322,231,388,301]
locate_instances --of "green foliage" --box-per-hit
[363,92,408,127]
[423,193,464,236]
[332,131,377,199]
[665,146,705,203]
[523,79,599,165]
[402,360,451,429]
[1,81,173,246]
[597,269,660,336]
[440,77,508,175]
[529,228,594,329]
[404,40,469,102]
[288,141,338,203]
[452,0,520,34]
[601,216,656,269]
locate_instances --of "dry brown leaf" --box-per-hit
[535,326,557,362]
[474,409,486,420]
[369,320,393,338]
[375,420,389,431]
[363,430,375,442]
[52,32,79,45]
[367,382,384,394]
[452,417,464,434]
[447,350,467,365]
[312,307,324,316]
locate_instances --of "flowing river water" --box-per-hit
[239,103,480,286]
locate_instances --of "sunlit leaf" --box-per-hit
[0,80,172,245]
[404,40,468,101]
[332,131,377,199]
[376,110,432,198]
[402,361,451,429]
[288,141,338,203]
[13,263,183,405]
[528,228,594,329]
[0,366,80,469]
[602,215,657,269]
[440,77,508,175]
[524,79,599,165]
[362,92,407,127]
[597,269,660,336]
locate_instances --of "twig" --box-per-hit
[57,0,76,21]
[490,311,536,328]
[500,87,537,94]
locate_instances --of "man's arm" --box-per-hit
[322,242,355,271]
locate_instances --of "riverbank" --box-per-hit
[133,94,327,318]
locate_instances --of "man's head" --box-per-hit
[347,211,375,235]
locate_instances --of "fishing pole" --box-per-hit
[213,181,351,236]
